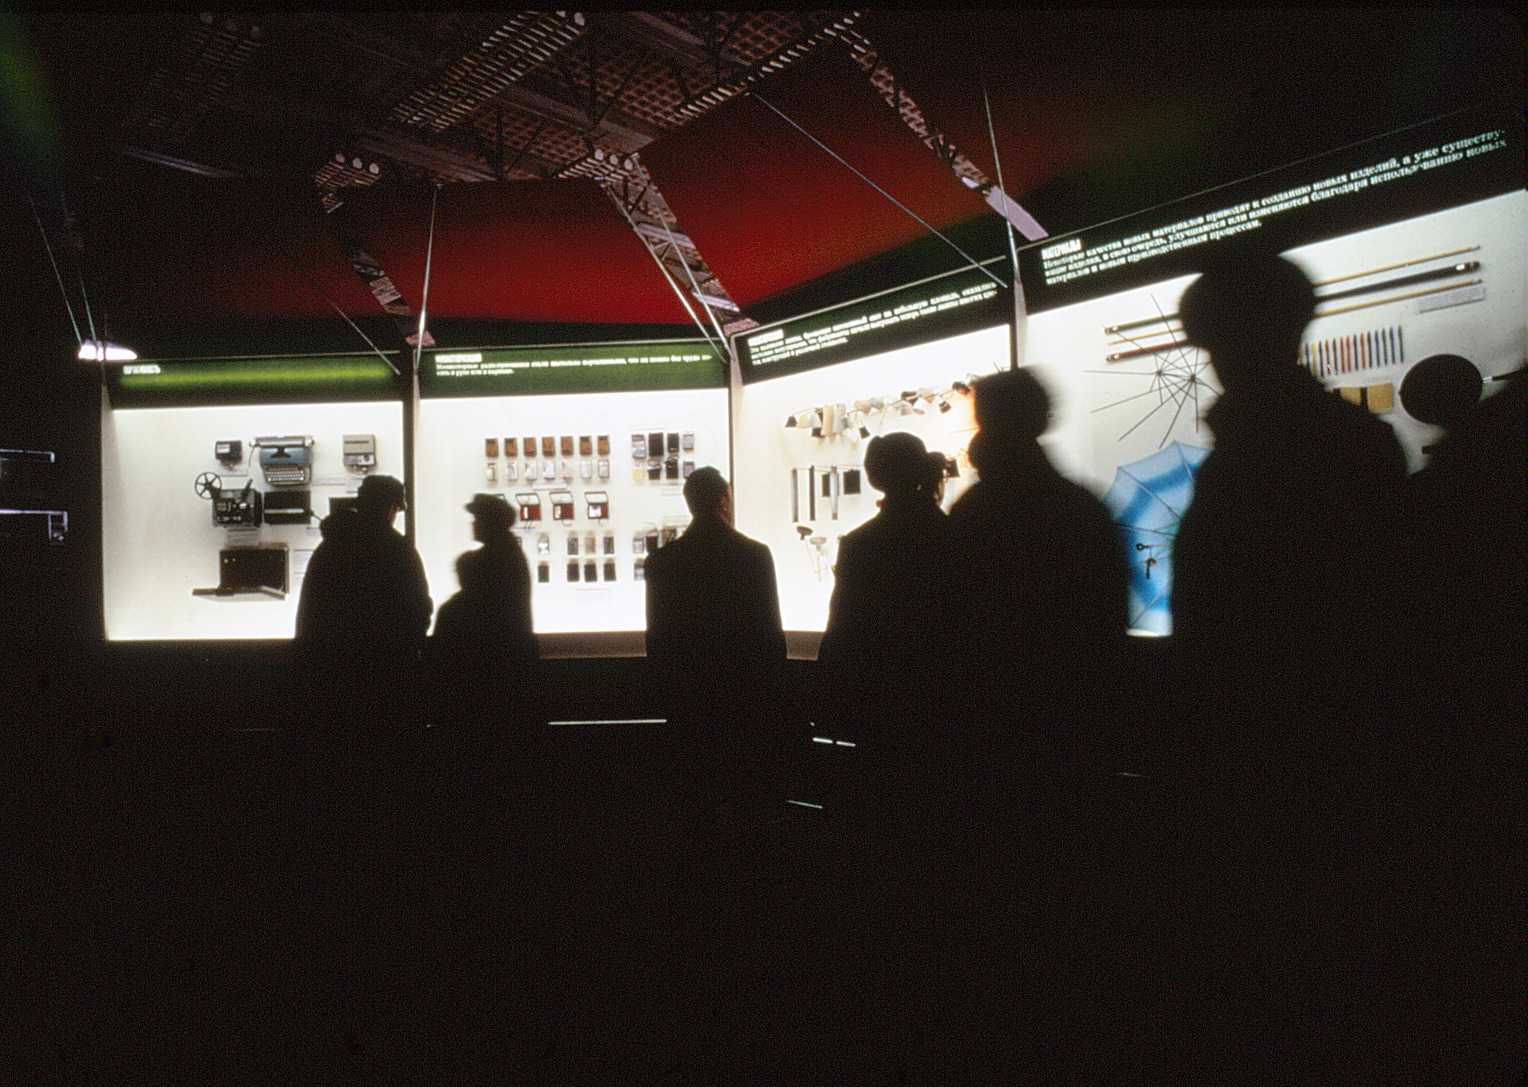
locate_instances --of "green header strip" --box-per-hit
[422,340,726,397]
[110,354,400,408]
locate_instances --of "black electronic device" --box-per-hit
[212,480,262,527]
[193,545,287,599]
[215,440,242,466]
[603,560,617,582]
[537,562,549,583]
[329,495,359,517]
[263,489,312,525]
[664,456,679,480]
[566,560,580,582]
[584,560,597,582]
[648,432,664,457]
[843,469,862,495]
[666,432,680,453]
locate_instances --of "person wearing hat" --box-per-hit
[427,493,544,851]
[293,473,433,688]
[431,493,537,667]
[818,431,953,789]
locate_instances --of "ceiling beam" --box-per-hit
[590,12,750,72]
[486,81,664,151]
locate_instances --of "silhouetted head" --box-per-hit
[1178,250,1315,387]
[466,492,515,541]
[356,474,406,522]
[863,432,935,498]
[455,548,486,591]
[973,367,1052,444]
[1399,354,1484,430]
[683,466,732,523]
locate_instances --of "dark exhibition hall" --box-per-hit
[2,9,1524,1084]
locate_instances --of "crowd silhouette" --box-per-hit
[268,245,1522,1079]
[286,243,1524,809]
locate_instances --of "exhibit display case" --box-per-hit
[102,353,403,640]
[1016,101,1526,633]
[731,259,1011,634]
[415,340,729,644]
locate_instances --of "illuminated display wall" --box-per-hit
[103,397,404,640]
[733,284,1010,631]
[1017,102,1524,634]
[416,341,729,644]
[97,105,1521,647]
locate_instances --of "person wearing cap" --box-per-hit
[293,473,433,683]
[427,493,544,851]
[431,493,537,666]
[818,432,953,786]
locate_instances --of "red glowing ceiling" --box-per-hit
[333,178,694,325]
[638,43,996,311]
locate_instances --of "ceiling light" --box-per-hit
[367,162,380,175]
[333,151,346,164]
[78,340,137,362]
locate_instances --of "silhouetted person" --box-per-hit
[293,473,432,723]
[1399,364,1525,749]
[819,432,953,783]
[427,493,546,857]
[431,493,538,670]
[645,466,787,824]
[1171,249,1406,756]
[946,367,1131,774]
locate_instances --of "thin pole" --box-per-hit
[405,183,441,546]
[28,191,83,347]
[982,78,1024,370]
[611,191,728,365]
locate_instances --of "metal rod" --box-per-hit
[1316,279,1481,319]
[982,77,1023,369]
[610,191,728,365]
[1312,245,1479,287]
[412,182,440,377]
[28,192,82,346]
[1317,261,1480,303]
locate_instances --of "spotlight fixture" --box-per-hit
[938,399,952,413]
[78,340,137,362]
[796,525,812,539]
[785,415,797,428]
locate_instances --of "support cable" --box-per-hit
[750,92,1005,289]
[412,183,441,376]
[610,190,728,366]
[982,78,1025,370]
[27,191,83,347]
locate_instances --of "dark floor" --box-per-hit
[7,692,1525,1086]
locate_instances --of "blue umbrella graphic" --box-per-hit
[1104,441,1210,636]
